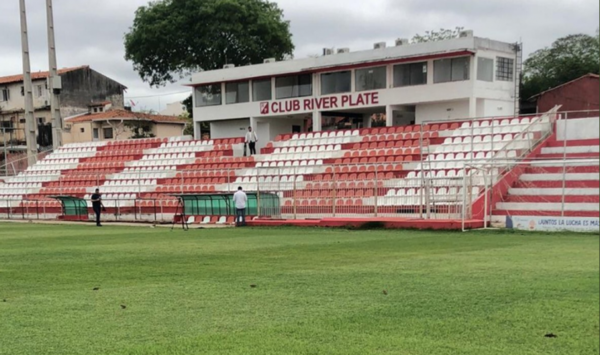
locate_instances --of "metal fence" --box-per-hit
[1,109,598,224]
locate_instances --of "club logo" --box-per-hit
[260,102,269,115]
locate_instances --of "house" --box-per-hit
[160,100,188,117]
[0,65,127,145]
[63,108,186,143]
[531,73,599,118]
[189,30,521,153]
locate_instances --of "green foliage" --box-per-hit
[124,0,295,87]
[522,31,600,99]
[411,27,464,43]
[124,120,156,139]
[1,224,598,355]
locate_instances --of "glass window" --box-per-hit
[275,74,312,99]
[434,57,470,83]
[253,79,272,101]
[393,62,427,87]
[496,57,514,81]
[103,127,113,139]
[80,127,85,133]
[355,66,387,91]
[477,58,494,82]
[93,128,99,139]
[225,81,249,105]
[321,71,351,95]
[1,88,9,102]
[194,84,222,107]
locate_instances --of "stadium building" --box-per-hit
[190,31,521,153]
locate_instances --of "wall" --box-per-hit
[557,117,600,140]
[160,102,186,117]
[59,68,126,118]
[63,121,93,144]
[210,119,249,139]
[480,99,515,117]
[154,123,184,139]
[537,76,599,115]
[415,100,470,123]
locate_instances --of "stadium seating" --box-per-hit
[2,111,590,224]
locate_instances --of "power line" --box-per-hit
[125,90,191,99]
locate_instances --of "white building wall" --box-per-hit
[416,100,470,123]
[209,118,249,139]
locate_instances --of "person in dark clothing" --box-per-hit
[91,189,105,227]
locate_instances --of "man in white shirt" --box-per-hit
[233,186,248,226]
[245,126,258,156]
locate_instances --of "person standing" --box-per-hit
[245,126,258,156]
[233,186,248,226]
[91,189,105,227]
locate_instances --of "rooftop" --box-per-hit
[0,66,89,85]
[66,109,187,125]
[189,34,517,85]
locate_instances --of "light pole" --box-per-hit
[46,0,63,149]
[19,0,37,166]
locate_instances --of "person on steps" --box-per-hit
[245,126,258,156]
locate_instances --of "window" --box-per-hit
[253,79,272,101]
[355,66,387,91]
[496,57,514,81]
[194,84,222,107]
[93,128,99,139]
[1,121,13,129]
[321,71,351,95]
[37,117,45,125]
[393,62,427,87]
[80,128,85,133]
[275,74,312,99]
[1,88,9,102]
[225,81,250,104]
[21,87,24,96]
[103,127,113,139]
[434,57,470,83]
[36,85,43,98]
[477,58,494,82]
[19,118,26,124]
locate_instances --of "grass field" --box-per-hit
[0,223,598,355]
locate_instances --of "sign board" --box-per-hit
[259,92,380,115]
[507,216,600,233]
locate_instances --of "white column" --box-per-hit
[469,97,477,119]
[386,105,394,127]
[249,117,257,130]
[312,111,322,132]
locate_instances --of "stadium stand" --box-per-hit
[1,110,598,227]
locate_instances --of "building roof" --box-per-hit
[88,101,112,107]
[530,73,600,100]
[66,109,187,125]
[0,65,89,86]
[189,35,516,85]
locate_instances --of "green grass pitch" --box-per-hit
[0,223,598,355]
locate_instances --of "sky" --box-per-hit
[0,0,598,112]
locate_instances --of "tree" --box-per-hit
[125,121,156,139]
[124,0,294,87]
[411,27,464,43]
[522,31,599,99]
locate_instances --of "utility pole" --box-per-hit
[19,0,37,166]
[46,0,62,149]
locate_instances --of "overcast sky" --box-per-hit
[0,0,598,112]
